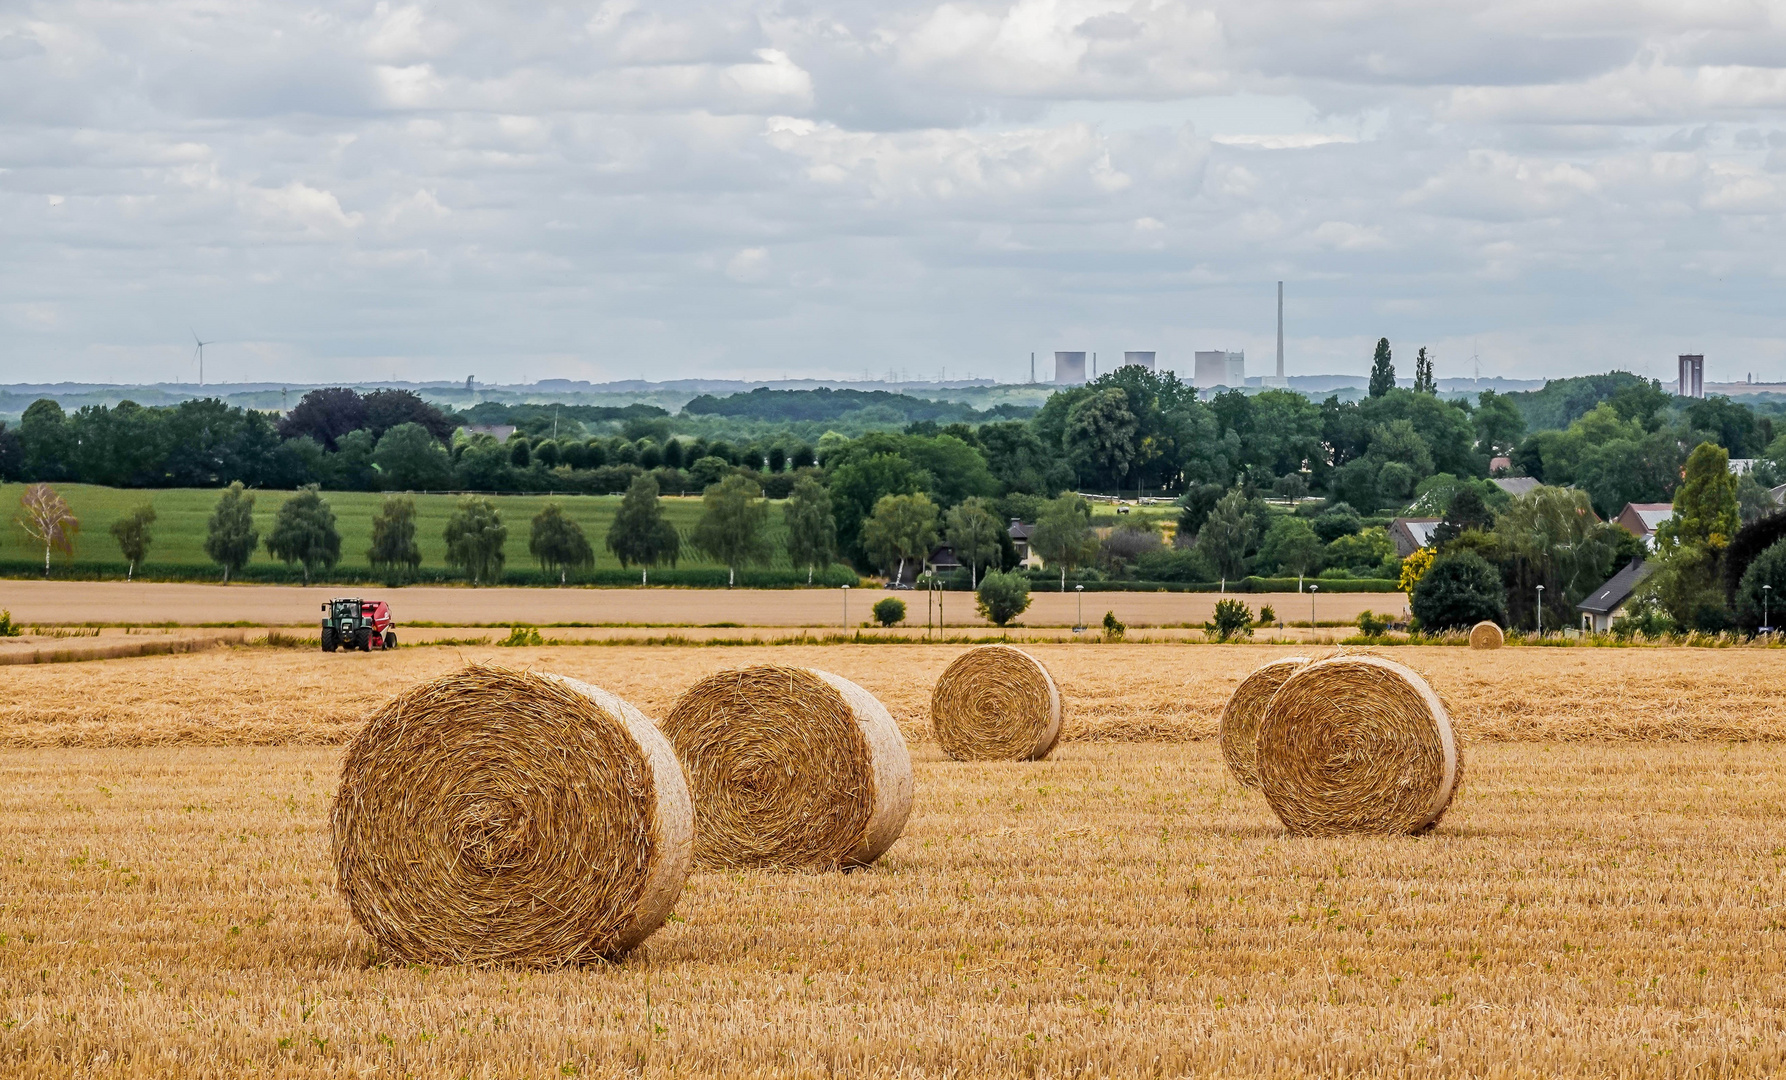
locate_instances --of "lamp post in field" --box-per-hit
[1309,584,1319,635]
[1764,584,1773,635]
[1536,584,1545,636]
[1074,584,1084,633]
[841,584,850,631]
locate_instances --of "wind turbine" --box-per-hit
[192,330,214,388]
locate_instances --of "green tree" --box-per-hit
[872,597,906,627]
[1063,387,1138,490]
[1411,550,1508,631]
[1205,598,1254,641]
[1657,442,1740,553]
[444,495,508,585]
[1198,486,1258,581]
[109,502,156,581]
[1412,347,1436,394]
[1256,515,1323,582]
[1473,389,1526,457]
[16,483,79,575]
[1030,493,1098,591]
[1734,539,1786,634]
[945,496,1003,587]
[826,451,928,568]
[1368,338,1395,398]
[1431,484,1495,547]
[861,492,940,586]
[373,422,454,490]
[203,482,259,584]
[975,569,1032,627]
[783,475,837,584]
[606,474,681,584]
[367,495,422,579]
[694,474,772,587]
[266,485,341,585]
[529,503,594,584]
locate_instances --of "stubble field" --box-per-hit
[2,643,1784,1077]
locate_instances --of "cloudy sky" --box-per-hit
[4,1,1786,387]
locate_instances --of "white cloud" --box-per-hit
[3,0,1786,382]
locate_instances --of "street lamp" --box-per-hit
[1309,584,1319,633]
[841,584,850,630]
[1535,584,1545,636]
[1074,584,1084,633]
[1764,584,1773,635]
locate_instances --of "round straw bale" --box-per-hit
[662,665,914,870]
[1469,620,1504,649]
[1255,655,1461,836]
[331,665,692,967]
[1218,656,1309,789]
[930,645,1063,761]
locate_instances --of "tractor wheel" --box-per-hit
[355,627,373,652]
[383,631,397,649]
[321,626,337,652]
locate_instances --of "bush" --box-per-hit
[1356,610,1392,636]
[1133,547,1214,583]
[1410,551,1506,630]
[1258,605,1278,625]
[1313,502,1363,544]
[1206,598,1254,641]
[1734,537,1786,634]
[0,609,18,637]
[872,597,906,627]
[976,569,1032,627]
[1102,610,1124,640]
[499,626,544,647]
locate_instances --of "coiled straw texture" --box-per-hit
[1256,655,1461,836]
[663,665,914,871]
[332,665,693,967]
[1218,656,1309,789]
[931,645,1063,761]
[1469,621,1505,649]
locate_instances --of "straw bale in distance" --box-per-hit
[1218,656,1309,789]
[1470,621,1505,649]
[1256,655,1461,836]
[331,665,693,966]
[930,645,1063,761]
[663,665,914,870]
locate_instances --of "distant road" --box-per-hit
[0,580,1402,628]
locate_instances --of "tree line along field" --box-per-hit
[2,643,1784,1076]
[0,483,796,578]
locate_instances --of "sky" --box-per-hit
[4,1,1786,388]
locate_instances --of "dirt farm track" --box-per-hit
[0,579,1398,629]
[3,641,1784,1076]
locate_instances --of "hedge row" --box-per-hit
[0,560,860,589]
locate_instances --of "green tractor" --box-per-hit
[321,598,397,652]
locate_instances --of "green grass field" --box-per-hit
[0,484,791,576]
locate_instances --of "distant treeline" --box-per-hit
[681,386,1036,425]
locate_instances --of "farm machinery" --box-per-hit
[321,598,397,652]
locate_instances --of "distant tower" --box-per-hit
[1054,351,1087,385]
[1123,351,1156,371]
[1678,354,1704,398]
[1262,281,1290,388]
[1092,352,1098,379]
[1193,350,1245,389]
[1030,352,1035,384]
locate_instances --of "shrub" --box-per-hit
[1102,610,1125,640]
[1356,610,1392,636]
[0,609,19,637]
[976,569,1032,627]
[872,597,906,627]
[1258,604,1278,625]
[499,626,545,647]
[1206,598,1254,641]
[1410,551,1507,630]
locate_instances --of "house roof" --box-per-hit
[1576,558,1656,615]
[1492,476,1540,497]
[925,543,962,569]
[1394,517,1442,543]
[1007,518,1033,541]
[1621,503,1674,533]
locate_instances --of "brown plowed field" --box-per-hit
[3,642,1781,747]
[0,579,1398,628]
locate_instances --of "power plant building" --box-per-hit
[1122,351,1156,371]
[1193,350,1245,389]
[1054,351,1087,385]
[1678,354,1704,398]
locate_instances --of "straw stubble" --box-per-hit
[930,645,1063,761]
[331,665,692,966]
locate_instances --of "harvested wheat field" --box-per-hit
[3,642,1785,747]
[2,741,1784,1078]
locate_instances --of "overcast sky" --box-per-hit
[4,1,1786,387]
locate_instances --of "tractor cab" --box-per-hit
[321,597,397,652]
